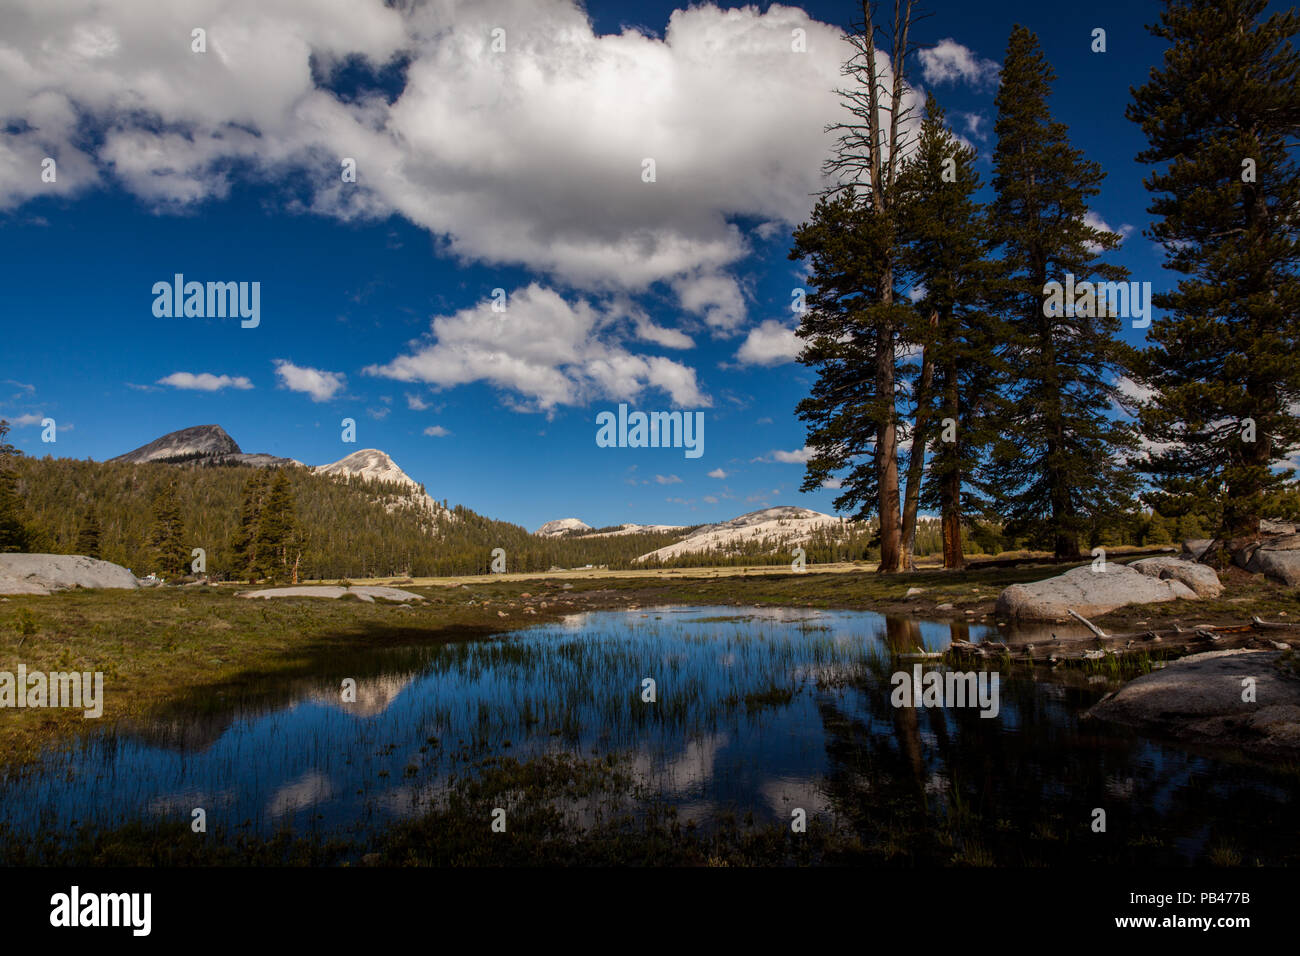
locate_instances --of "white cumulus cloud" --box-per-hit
[0,0,853,302]
[273,360,346,402]
[364,283,708,411]
[736,320,801,366]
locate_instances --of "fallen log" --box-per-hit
[1067,609,1109,639]
[945,616,1295,667]
[1251,615,1299,630]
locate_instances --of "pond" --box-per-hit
[2,606,1297,865]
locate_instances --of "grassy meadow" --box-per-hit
[4,557,1298,776]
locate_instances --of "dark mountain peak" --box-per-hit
[111,425,241,464]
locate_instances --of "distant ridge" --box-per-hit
[633,506,843,562]
[313,448,451,520]
[107,429,873,563]
[535,518,593,537]
[314,448,423,492]
[110,424,301,468]
[111,424,239,462]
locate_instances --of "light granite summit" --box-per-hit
[0,554,141,596]
[236,585,425,603]
[1087,650,1300,753]
[995,563,1197,621]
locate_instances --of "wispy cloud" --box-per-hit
[157,372,253,392]
[769,446,813,464]
[3,413,45,427]
[918,39,999,89]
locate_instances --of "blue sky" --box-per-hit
[0,0,1217,531]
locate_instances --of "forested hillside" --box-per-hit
[6,450,1227,580]
[9,456,686,579]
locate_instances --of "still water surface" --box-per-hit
[2,606,1296,863]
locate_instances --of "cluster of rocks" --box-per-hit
[1184,519,1300,584]
[997,520,1300,621]
[995,556,1222,621]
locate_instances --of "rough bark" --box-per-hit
[900,311,939,570]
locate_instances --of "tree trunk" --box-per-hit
[940,362,965,569]
[900,311,939,571]
[1035,258,1079,563]
[876,302,902,572]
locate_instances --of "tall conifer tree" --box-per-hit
[231,469,269,580]
[1127,0,1300,560]
[987,26,1138,560]
[74,506,102,559]
[146,482,188,577]
[254,470,298,583]
[895,98,1000,569]
[0,421,29,554]
[791,0,919,572]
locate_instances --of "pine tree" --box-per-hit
[1127,0,1300,561]
[231,470,269,580]
[254,470,298,583]
[895,97,1000,569]
[987,25,1139,560]
[792,0,920,572]
[792,189,906,553]
[0,421,30,553]
[0,421,30,554]
[146,482,188,578]
[74,506,102,558]
[1146,510,1175,545]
